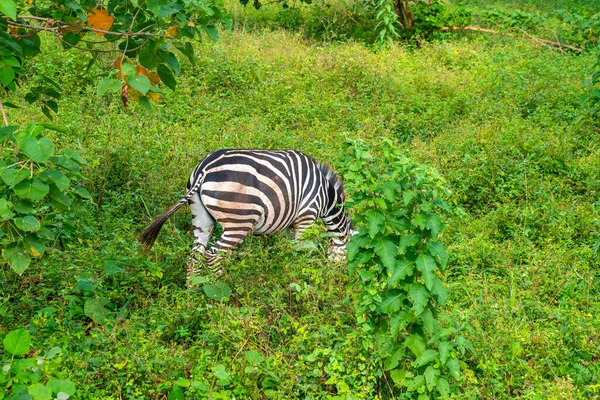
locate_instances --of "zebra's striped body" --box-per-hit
[140,149,353,278]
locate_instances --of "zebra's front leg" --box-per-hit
[187,194,215,283]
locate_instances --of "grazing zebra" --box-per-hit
[139,149,353,279]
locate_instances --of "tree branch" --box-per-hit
[439,26,583,52]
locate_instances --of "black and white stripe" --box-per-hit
[140,149,353,278]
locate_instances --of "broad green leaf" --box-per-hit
[168,386,183,400]
[388,260,414,286]
[121,62,136,77]
[147,0,182,18]
[0,0,17,21]
[431,278,447,306]
[74,186,93,200]
[104,261,124,275]
[0,125,18,142]
[414,349,438,367]
[374,239,397,270]
[97,78,122,97]
[390,311,410,340]
[50,184,72,210]
[84,298,111,324]
[175,42,196,66]
[0,66,14,86]
[204,25,218,42]
[390,369,410,387]
[245,350,264,365]
[416,254,437,290]
[157,64,176,91]
[378,289,403,313]
[14,200,34,213]
[47,379,76,396]
[439,341,452,365]
[1,167,30,187]
[366,209,385,238]
[166,52,181,76]
[28,383,52,400]
[399,233,419,253]
[24,235,45,257]
[347,233,368,262]
[0,198,14,221]
[139,96,152,111]
[14,215,40,232]
[40,170,69,191]
[139,39,169,68]
[3,328,31,355]
[16,124,44,151]
[203,282,231,301]
[409,284,430,315]
[423,366,439,392]
[62,149,86,164]
[425,214,444,237]
[436,377,450,397]
[14,178,49,201]
[446,357,460,379]
[384,347,403,371]
[4,242,31,273]
[427,242,448,271]
[404,334,426,357]
[128,74,151,95]
[173,378,190,387]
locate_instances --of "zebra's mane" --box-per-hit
[317,161,344,193]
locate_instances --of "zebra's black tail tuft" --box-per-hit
[139,200,187,251]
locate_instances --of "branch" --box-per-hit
[439,26,583,52]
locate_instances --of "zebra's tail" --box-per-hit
[139,174,203,251]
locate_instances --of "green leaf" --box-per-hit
[97,78,122,97]
[0,66,15,86]
[168,386,184,400]
[1,167,30,187]
[22,137,55,162]
[404,334,426,358]
[245,350,264,365]
[431,278,447,306]
[14,178,49,201]
[166,52,181,76]
[4,242,31,273]
[425,214,444,237]
[0,198,14,221]
[390,310,410,340]
[139,96,152,111]
[427,242,448,271]
[416,254,437,291]
[157,64,177,91]
[436,377,450,397]
[439,341,452,365]
[3,328,31,355]
[121,62,136,77]
[374,239,397,270]
[47,379,76,396]
[378,289,404,313]
[446,357,460,380]
[14,215,40,232]
[409,284,430,315]
[399,233,419,253]
[388,260,414,286]
[139,39,169,68]
[384,347,403,371]
[423,366,439,392]
[74,186,93,200]
[174,378,190,387]
[40,170,69,191]
[27,383,52,400]
[84,298,111,324]
[128,74,151,95]
[390,369,410,387]
[175,42,196,66]
[204,25,219,42]
[0,0,17,20]
[366,209,385,238]
[14,200,34,213]
[203,282,231,301]
[147,0,182,18]
[414,349,438,367]
[24,234,46,257]
[0,125,18,142]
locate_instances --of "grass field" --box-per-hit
[1,0,600,398]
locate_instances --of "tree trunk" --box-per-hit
[393,0,413,30]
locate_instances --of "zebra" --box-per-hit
[139,149,354,279]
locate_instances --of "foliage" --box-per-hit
[0,124,90,274]
[0,0,231,110]
[343,140,472,397]
[1,328,76,400]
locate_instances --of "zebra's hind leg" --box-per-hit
[204,227,252,275]
[187,193,215,282]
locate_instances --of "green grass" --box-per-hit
[2,1,600,398]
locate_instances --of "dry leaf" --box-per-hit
[88,9,114,37]
[164,26,179,39]
[120,84,129,107]
[8,26,18,37]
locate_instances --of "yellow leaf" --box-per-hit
[87,9,114,37]
[164,26,179,39]
[187,21,195,27]
[30,246,41,257]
